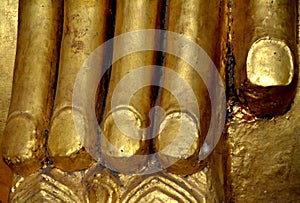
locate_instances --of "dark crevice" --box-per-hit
[44,129,52,165]
[148,0,168,156]
[225,0,239,123]
[44,0,64,166]
[96,0,116,124]
[95,0,117,163]
[223,1,235,202]
[225,44,238,122]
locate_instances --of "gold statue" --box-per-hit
[0,0,299,202]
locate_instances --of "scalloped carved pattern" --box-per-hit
[87,170,120,203]
[122,176,204,203]
[10,173,83,202]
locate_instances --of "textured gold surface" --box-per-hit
[157,0,223,175]
[86,168,120,203]
[2,0,63,175]
[226,107,300,201]
[48,0,112,171]
[10,168,87,202]
[156,112,201,174]
[246,37,294,86]
[0,0,18,202]
[1,0,300,202]
[226,0,300,201]
[122,174,201,202]
[232,0,297,116]
[9,165,222,202]
[101,0,162,173]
